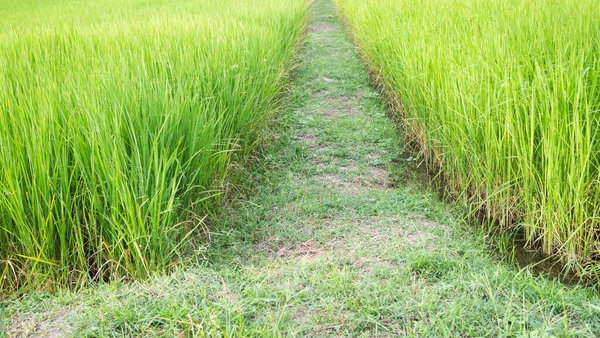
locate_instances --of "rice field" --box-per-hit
[335,0,600,274]
[0,0,307,293]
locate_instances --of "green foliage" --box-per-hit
[0,0,307,293]
[410,254,457,280]
[2,1,600,336]
[335,0,600,273]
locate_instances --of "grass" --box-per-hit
[334,0,600,275]
[2,0,600,336]
[0,0,307,294]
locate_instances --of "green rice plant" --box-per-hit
[335,0,600,274]
[0,0,307,294]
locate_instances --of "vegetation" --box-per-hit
[335,0,600,275]
[0,0,307,293]
[3,1,600,335]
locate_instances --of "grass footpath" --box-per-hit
[1,0,600,336]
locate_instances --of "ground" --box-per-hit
[1,0,600,337]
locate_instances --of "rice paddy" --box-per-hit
[0,0,307,293]
[335,0,600,276]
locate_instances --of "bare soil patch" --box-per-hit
[316,174,372,194]
[9,309,74,338]
[320,76,336,83]
[311,143,331,152]
[321,97,360,117]
[367,166,390,187]
[404,231,432,244]
[321,108,342,119]
[277,241,327,262]
[311,23,338,33]
[352,257,397,273]
[365,152,380,162]
[314,90,332,98]
[257,240,328,263]
[408,217,451,233]
[296,132,318,144]
[338,164,358,172]
[324,96,356,104]
[316,165,393,193]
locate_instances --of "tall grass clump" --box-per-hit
[335,0,600,274]
[0,0,307,294]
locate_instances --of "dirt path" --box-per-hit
[2,0,599,337]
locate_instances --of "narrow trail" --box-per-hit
[3,0,599,337]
